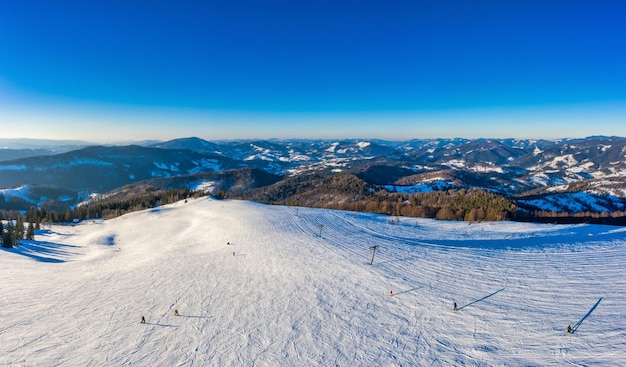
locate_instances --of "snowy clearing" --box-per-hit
[1,198,625,366]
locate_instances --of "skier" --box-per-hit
[141,316,146,324]
[567,324,572,333]
[454,302,458,311]
[389,290,393,296]
[174,309,179,316]
[233,252,235,256]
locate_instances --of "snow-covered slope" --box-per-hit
[1,198,625,366]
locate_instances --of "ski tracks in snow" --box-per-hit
[2,198,626,366]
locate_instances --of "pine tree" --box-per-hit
[26,221,35,240]
[0,221,4,248]
[15,218,25,245]
[2,221,14,248]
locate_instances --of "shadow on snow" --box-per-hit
[391,286,423,297]
[571,297,603,333]
[142,322,179,328]
[348,212,625,251]
[178,314,211,319]
[1,240,79,263]
[417,224,624,250]
[457,288,505,311]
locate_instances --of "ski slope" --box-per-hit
[1,197,625,366]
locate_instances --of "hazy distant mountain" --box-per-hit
[0,138,95,162]
[0,148,56,162]
[0,144,240,209]
[148,137,223,153]
[1,136,625,213]
[0,138,93,151]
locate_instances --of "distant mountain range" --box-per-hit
[1,136,626,214]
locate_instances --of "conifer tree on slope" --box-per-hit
[26,221,35,241]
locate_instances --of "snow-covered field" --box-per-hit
[2,198,625,366]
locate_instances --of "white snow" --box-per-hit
[569,161,595,173]
[287,153,311,162]
[547,184,569,193]
[189,159,221,173]
[0,164,28,171]
[153,162,180,171]
[473,164,503,174]
[443,159,467,169]
[191,181,218,194]
[326,142,339,153]
[48,159,114,170]
[244,154,273,161]
[383,179,452,193]
[1,198,625,366]
[0,185,34,203]
[250,144,269,153]
[547,154,579,169]
[521,191,626,213]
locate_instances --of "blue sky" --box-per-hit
[1,0,625,142]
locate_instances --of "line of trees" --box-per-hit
[1,217,35,248]
[3,179,626,246]
[234,173,626,225]
[324,188,516,222]
[513,209,626,225]
[234,173,518,223]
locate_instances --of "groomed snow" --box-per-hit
[1,198,625,366]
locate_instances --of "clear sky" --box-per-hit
[1,0,625,142]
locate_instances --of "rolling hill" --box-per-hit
[1,136,626,215]
[1,198,625,365]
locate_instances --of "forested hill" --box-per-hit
[1,136,626,222]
